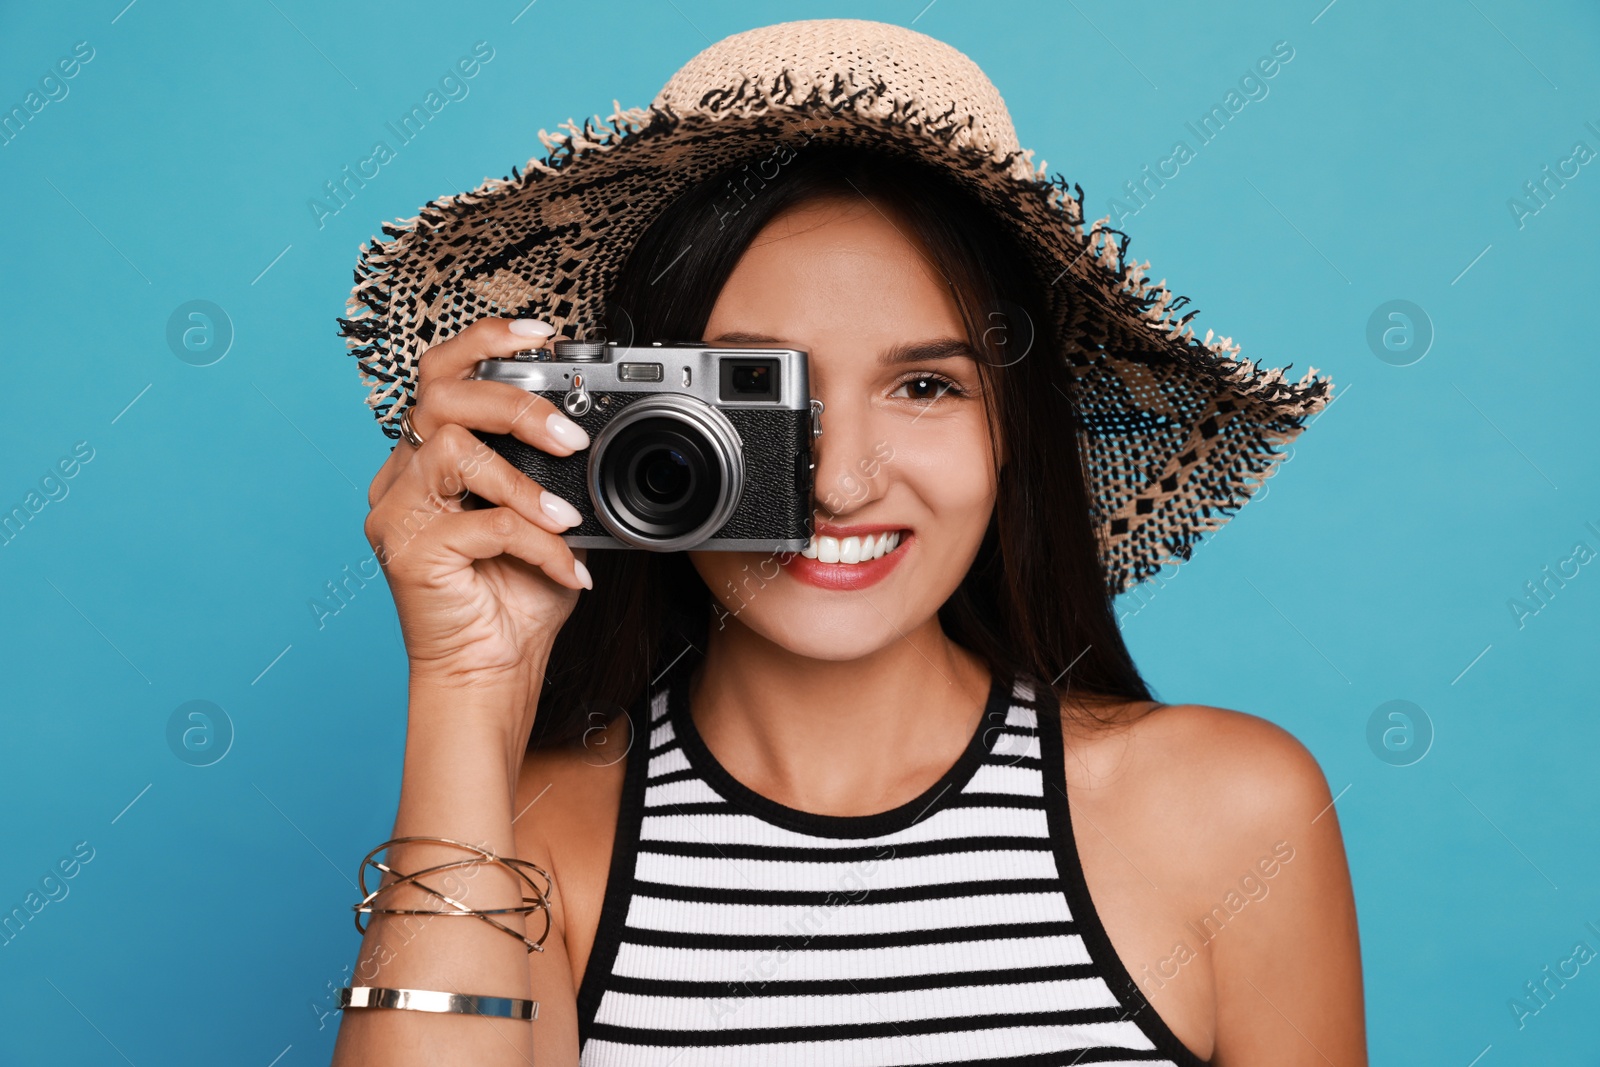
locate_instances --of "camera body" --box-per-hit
[466,340,820,552]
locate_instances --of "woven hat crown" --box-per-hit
[651,20,1033,180]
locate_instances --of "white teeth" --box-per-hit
[801,530,903,565]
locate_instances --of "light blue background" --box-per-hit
[2,1,1596,1063]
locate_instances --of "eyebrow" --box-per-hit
[709,332,977,366]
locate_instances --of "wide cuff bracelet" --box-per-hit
[339,984,538,1021]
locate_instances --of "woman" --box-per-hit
[331,20,1363,1067]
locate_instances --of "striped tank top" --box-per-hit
[575,659,1207,1067]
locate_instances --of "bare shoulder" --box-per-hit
[1061,694,1367,1060]
[1061,697,1334,849]
[1145,699,1326,804]
[1061,697,1348,934]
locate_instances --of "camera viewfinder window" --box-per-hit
[719,358,780,402]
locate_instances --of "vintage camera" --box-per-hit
[466,340,822,551]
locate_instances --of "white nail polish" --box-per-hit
[540,489,582,528]
[546,411,591,449]
[509,318,555,337]
[572,559,594,591]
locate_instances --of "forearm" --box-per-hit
[330,679,541,1066]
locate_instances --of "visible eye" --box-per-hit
[890,372,968,404]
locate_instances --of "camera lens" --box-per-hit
[598,417,723,541]
[587,394,745,550]
[631,442,694,507]
[610,423,713,530]
[588,391,742,550]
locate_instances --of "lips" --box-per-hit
[780,528,913,590]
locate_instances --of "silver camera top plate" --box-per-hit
[471,341,811,414]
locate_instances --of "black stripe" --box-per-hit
[977,752,1044,770]
[615,918,1080,951]
[574,679,654,1044]
[645,764,699,787]
[637,800,744,817]
[606,961,1106,998]
[629,875,1064,906]
[960,1049,1175,1066]
[634,833,1054,862]
[931,791,1043,811]
[585,1006,1161,1047]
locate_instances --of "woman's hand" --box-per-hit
[363,316,594,721]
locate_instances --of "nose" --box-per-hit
[808,392,889,521]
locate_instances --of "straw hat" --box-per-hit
[338,18,1334,595]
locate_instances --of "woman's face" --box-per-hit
[687,194,1000,661]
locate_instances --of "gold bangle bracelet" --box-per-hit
[353,837,553,953]
[339,984,538,1021]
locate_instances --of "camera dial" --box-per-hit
[552,339,608,360]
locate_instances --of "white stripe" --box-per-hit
[639,805,1052,848]
[964,764,1042,796]
[1005,703,1039,729]
[612,933,1092,982]
[624,889,1073,936]
[648,720,675,751]
[633,847,1057,892]
[647,746,691,778]
[988,729,1041,762]
[594,976,1122,1029]
[583,1023,1165,1067]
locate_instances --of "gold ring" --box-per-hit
[399,406,426,448]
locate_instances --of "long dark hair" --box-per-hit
[529,142,1154,750]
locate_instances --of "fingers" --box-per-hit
[366,422,591,589]
[408,376,592,457]
[402,423,582,532]
[368,314,577,520]
[400,506,591,593]
[368,443,408,511]
[416,316,557,388]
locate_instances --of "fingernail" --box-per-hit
[509,318,555,337]
[546,411,591,449]
[540,489,582,528]
[572,558,594,591]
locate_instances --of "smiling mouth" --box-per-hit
[798,529,909,565]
